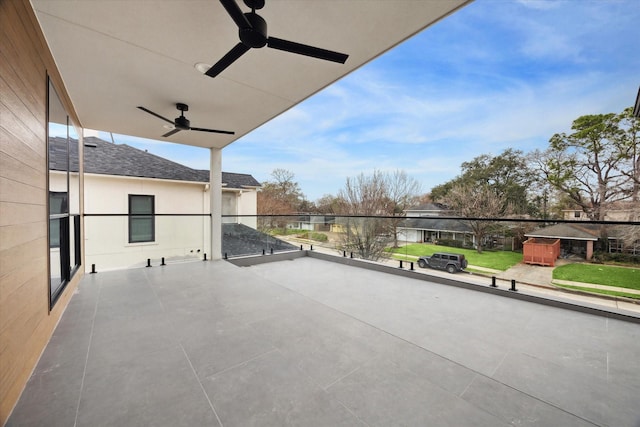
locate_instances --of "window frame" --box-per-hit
[128,194,155,243]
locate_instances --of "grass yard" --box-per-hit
[388,244,522,271]
[553,263,640,290]
[555,284,640,300]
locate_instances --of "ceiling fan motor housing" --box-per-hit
[240,13,268,48]
[175,116,190,130]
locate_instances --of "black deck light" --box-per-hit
[410,262,414,271]
[90,264,97,274]
[146,259,152,267]
[491,276,498,287]
[161,257,166,266]
[399,260,404,269]
[510,279,518,291]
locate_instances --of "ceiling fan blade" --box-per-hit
[162,128,182,138]
[267,37,348,64]
[190,127,235,135]
[137,106,174,125]
[220,0,252,29]
[206,43,251,78]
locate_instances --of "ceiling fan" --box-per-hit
[205,0,349,78]
[137,103,235,138]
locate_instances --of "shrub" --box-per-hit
[593,252,640,265]
[297,232,328,242]
[435,239,465,248]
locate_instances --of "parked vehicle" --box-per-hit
[417,252,468,273]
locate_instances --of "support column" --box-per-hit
[586,240,594,261]
[210,148,222,260]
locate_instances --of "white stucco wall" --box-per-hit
[83,174,210,271]
[82,174,258,272]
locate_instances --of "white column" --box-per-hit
[209,148,222,260]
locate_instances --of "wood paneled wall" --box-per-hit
[0,0,83,424]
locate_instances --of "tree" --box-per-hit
[257,169,305,229]
[443,183,509,254]
[314,194,343,214]
[533,108,639,221]
[431,149,536,216]
[385,170,422,247]
[335,169,421,260]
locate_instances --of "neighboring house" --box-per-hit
[560,202,640,256]
[525,223,601,261]
[397,203,473,244]
[49,136,260,271]
[288,214,335,232]
[562,202,639,222]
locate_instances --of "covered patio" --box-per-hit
[8,256,640,427]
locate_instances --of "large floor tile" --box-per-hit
[326,356,510,427]
[77,345,220,427]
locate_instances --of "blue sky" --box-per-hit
[96,0,640,201]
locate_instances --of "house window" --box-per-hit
[129,195,155,243]
[574,211,581,218]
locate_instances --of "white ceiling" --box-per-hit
[32,0,471,149]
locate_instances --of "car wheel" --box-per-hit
[446,264,457,274]
[418,259,427,268]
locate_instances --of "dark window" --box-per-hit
[129,195,155,243]
[574,211,581,218]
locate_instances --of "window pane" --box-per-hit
[131,216,154,242]
[131,196,152,214]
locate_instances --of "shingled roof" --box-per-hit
[525,223,601,241]
[49,136,260,188]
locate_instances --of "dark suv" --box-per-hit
[417,252,468,274]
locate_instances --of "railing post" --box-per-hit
[300,245,303,250]
[203,253,207,261]
[410,262,414,271]
[310,245,313,251]
[491,276,497,287]
[161,257,166,266]
[343,251,346,257]
[510,279,517,291]
[90,264,97,274]
[350,252,354,258]
[399,260,403,269]
[146,258,151,268]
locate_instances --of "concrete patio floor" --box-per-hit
[7,256,640,426]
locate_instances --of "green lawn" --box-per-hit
[388,244,522,271]
[555,284,640,300]
[553,263,640,290]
